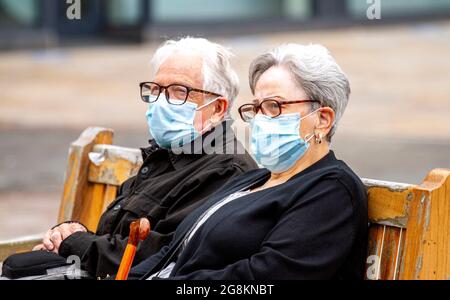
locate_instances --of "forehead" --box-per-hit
[253,65,307,100]
[155,51,204,87]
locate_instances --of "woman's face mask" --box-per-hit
[250,109,318,173]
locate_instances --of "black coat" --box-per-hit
[58,121,258,278]
[128,150,368,280]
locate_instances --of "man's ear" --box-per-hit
[315,106,335,137]
[211,97,228,124]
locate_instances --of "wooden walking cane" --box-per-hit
[115,218,150,280]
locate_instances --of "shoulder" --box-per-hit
[313,160,368,225]
[319,151,366,199]
[286,153,367,211]
[332,159,368,209]
[207,167,269,195]
[227,152,259,172]
[198,151,258,173]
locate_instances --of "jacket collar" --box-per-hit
[290,150,337,180]
[140,120,240,170]
[214,150,338,195]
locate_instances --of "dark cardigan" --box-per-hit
[127,150,368,280]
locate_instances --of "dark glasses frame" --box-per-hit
[139,81,222,105]
[238,98,321,122]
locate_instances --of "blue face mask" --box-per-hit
[145,95,216,149]
[250,111,317,173]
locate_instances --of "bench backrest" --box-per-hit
[363,170,450,280]
[59,127,450,280]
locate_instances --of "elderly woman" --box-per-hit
[126,43,368,280]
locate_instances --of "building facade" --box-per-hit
[1,0,450,48]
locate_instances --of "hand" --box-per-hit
[41,222,87,253]
[32,243,46,251]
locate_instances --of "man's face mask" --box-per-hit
[145,94,218,149]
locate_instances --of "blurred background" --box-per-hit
[0,0,449,239]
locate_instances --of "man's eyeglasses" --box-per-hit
[139,81,222,105]
[238,98,321,122]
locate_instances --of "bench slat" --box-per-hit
[88,144,143,186]
[0,234,44,262]
[58,127,114,223]
[366,225,406,280]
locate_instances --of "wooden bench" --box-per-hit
[0,127,448,280]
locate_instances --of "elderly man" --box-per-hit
[32,37,257,279]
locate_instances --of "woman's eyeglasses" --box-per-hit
[238,98,320,122]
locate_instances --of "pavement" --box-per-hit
[0,20,449,240]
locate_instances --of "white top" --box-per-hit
[147,190,252,280]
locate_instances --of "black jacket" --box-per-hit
[128,151,368,280]
[58,121,258,278]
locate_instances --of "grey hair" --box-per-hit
[150,37,239,116]
[249,43,350,141]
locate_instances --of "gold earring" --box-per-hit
[315,133,323,144]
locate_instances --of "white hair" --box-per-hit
[150,37,239,115]
[249,43,350,141]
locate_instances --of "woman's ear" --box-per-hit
[315,106,335,137]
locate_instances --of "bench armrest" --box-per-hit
[0,234,44,262]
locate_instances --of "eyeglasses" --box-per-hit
[238,98,321,122]
[139,81,222,105]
